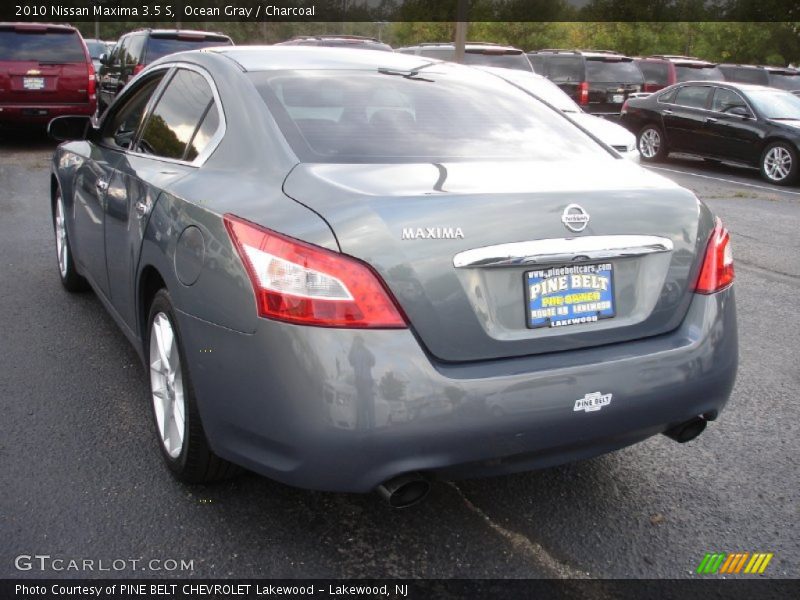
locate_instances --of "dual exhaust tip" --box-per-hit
[376,416,711,508]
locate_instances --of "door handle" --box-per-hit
[95,179,108,192]
[134,200,149,219]
[663,109,673,115]
[705,117,718,123]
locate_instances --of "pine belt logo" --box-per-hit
[696,552,774,575]
[573,391,612,413]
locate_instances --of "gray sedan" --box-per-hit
[48,47,737,507]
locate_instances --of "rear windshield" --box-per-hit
[462,51,532,71]
[719,66,769,85]
[544,56,583,82]
[0,30,85,62]
[767,72,800,91]
[145,36,231,63]
[249,67,610,164]
[675,65,724,82]
[585,58,643,84]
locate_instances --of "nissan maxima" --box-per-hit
[622,80,800,185]
[48,47,737,507]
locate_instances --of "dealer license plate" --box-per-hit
[611,93,624,104]
[23,77,45,90]
[526,263,616,329]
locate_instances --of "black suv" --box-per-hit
[275,35,392,52]
[719,64,800,92]
[396,42,533,71]
[98,29,233,111]
[527,49,643,117]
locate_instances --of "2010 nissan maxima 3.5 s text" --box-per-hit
[48,47,737,507]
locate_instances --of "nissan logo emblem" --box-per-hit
[561,204,590,233]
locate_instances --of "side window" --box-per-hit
[712,88,749,114]
[674,85,711,109]
[137,68,219,161]
[127,35,145,66]
[529,55,545,74]
[102,74,165,149]
[112,37,128,66]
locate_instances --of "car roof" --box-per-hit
[0,22,77,32]
[670,80,777,93]
[209,45,444,72]
[125,28,230,38]
[644,55,717,66]
[528,49,626,58]
[399,42,524,52]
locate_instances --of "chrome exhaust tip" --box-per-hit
[663,416,707,443]
[376,473,430,508]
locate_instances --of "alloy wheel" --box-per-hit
[149,313,186,459]
[55,193,68,278]
[763,146,792,182]
[639,128,661,159]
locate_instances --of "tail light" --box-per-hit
[87,63,96,98]
[224,215,407,329]
[695,218,734,294]
[643,83,660,93]
[578,81,589,105]
[621,99,630,115]
[133,63,144,75]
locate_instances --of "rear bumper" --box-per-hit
[178,288,737,493]
[0,102,95,126]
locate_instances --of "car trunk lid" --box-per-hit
[283,158,712,362]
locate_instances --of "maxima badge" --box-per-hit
[561,204,590,233]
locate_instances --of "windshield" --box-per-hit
[145,37,231,63]
[85,40,107,59]
[768,72,800,91]
[675,65,724,82]
[0,30,85,62]
[585,59,643,84]
[249,67,610,164]
[746,89,800,119]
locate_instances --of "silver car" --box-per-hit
[48,47,737,507]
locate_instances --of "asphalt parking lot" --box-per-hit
[1,133,798,580]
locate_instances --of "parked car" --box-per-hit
[83,37,110,72]
[634,55,724,92]
[275,35,392,52]
[719,64,800,92]
[527,49,644,117]
[477,66,638,160]
[397,42,533,71]
[98,29,233,112]
[0,22,96,128]
[48,47,736,506]
[621,81,800,185]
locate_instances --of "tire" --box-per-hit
[760,141,798,186]
[637,124,668,162]
[146,289,239,483]
[52,187,89,292]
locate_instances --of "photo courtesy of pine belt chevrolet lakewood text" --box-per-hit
[47,47,737,508]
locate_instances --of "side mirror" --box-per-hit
[48,116,92,142]
[99,52,108,65]
[729,106,753,118]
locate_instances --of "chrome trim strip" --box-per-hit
[453,235,674,268]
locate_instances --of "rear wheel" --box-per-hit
[53,188,89,292]
[147,289,239,483]
[760,141,798,186]
[637,124,668,162]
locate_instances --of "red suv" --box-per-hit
[634,55,724,92]
[0,22,96,128]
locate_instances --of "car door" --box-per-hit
[662,84,713,153]
[705,87,762,163]
[105,66,223,330]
